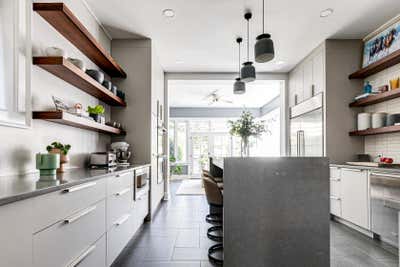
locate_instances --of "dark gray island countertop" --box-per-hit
[0,164,150,207]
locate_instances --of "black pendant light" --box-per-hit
[241,12,256,83]
[233,37,245,94]
[255,0,275,63]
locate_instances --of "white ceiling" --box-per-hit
[168,80,281,108]
[86,0,400,72]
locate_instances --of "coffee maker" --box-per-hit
[111,142,132,166]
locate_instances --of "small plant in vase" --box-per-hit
[47,142,71,173]
[228,111,266,157]
[87,105,105,123]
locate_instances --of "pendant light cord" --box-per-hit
[238,42,240,75]
[263,0,265,33]
[247,18,250,61]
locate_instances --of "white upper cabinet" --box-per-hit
[312,50,325,95]
[289,46,325,107]
[303,59,313,100]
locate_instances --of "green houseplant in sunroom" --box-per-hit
[228,111,266,157]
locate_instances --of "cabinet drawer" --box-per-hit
[330,167,340,179]
[330,197,341,217]
[73,234,106,267]
[107,171,133,197]
[32,179,106,232]
[107,186,133,229]
[137,191,149,222]
[107,213,133,266]
[330,178,341,197]
[33,199,106,267]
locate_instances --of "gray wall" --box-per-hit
[111,39,165,217]
[325,40,364,163]
[0,0,111,176]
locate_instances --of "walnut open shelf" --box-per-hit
[349,50,400,79]
[33,2,126,78]
[349,125,400,136]
[33,111,126,135]
[349,89,400,107]
[33,57,126,107]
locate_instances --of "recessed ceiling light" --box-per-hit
[320,8,333,18]
[275,60,285,65]
[163,9,175,18]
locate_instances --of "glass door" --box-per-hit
[189,134,210,178]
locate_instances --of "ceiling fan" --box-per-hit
[203,90,234,105]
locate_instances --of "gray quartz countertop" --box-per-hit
[0,164,150,207]
[330,163,400,174]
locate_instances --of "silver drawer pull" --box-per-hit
[115,188,130,196]
[64,205,96,224]
[115,214,130,226]
[343,168,363,172]
[63,182,97,193]
[330,196,341,201]
[330,178,341,182]
[67,245,96,267]
[371,172,400,179]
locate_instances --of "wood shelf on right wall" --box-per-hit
[349,125,400,136]
[349,89,400,107]
[349,50,400,79]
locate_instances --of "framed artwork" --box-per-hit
[0,0,31,128]
[362,16,400,68]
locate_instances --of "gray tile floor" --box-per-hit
[113,180,398,267]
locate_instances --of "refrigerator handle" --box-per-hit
[296,130,300,157]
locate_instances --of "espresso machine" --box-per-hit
[111,142,131,166]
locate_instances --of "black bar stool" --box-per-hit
[203,176,224,265]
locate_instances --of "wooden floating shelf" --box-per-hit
[33,111,126,135]
[349,125,400,136]
[349,89,400,107]
[33,57,126,107]
[33,3,126,78]
[349,50,400,79]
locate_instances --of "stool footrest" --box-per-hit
[208,243,223,265]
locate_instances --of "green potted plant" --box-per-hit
[47,142,71,173]
[87,104,105,123]
[228,111,266,157]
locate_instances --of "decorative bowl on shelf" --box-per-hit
[67,57,86,71]
[111,85,118,95]
[45,46,66,57]
[85,69,104,84]
[102,79,112,90]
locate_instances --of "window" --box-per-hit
[176,122,187,162]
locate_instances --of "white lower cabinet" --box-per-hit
[107,213,134,266]
[0,199,33,267]
[72,234,106,267]
[330,167,342,217]
[33,199,106,267]
[330,167,370,230]
[0,169,150,267]
[340,168,370,230]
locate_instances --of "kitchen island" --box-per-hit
[221,157,330,267]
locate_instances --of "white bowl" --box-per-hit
[45,46,66,57]
[67,57,86,71]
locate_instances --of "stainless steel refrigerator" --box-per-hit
[290,93,324,157]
